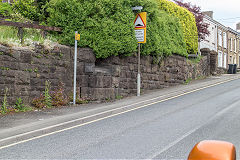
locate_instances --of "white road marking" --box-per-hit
[149,98,240,159]
[0,77,239,150]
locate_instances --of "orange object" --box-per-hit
[188,140,236,160]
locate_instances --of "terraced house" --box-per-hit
[200,12,218,52]
[217,23,228,69]
[227,27,240,66]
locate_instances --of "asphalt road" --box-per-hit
[1,78,240,159]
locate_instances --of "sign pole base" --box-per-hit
[137,73,141,96]
[137,43,141,97]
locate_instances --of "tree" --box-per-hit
[173,0,210,42]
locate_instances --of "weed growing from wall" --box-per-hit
[44,80,52,108]
[1,87,9,114]
[51,82,68,107]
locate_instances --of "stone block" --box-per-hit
[1,61,19,70]
[0,84,15,96]
[111,65,121,77]
[146,66,152,73]
[74,48,96,63]
[164,73,171,82]
[30,90,43,99]
[125,71,131,78]
[36,65,50,74]
[0,44,9,53]
[15,71,30,85]
[48,66,57,73]
[128,56,137,64]
[15,85,30,97]
[128,80,136,89]
[0,77,15,85]
[130,72,137,79]
[30,78,47,86]
[112,77,120,88]
[120,70,127,78]
[0,54,18,62]
[119,78,128,89]
[93,76,111,88]
[19,49,33,63]
[141,73,148,81]
[129,64,135,71]
[77,75,89,87]
[151,65,158,73]
[85,63,95,73]
[1,70,16,78]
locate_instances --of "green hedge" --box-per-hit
[141,2,187,57]
[155,0,198,54]
[0,2,13,17]
[46,0,187,58]
[13,0,49,22]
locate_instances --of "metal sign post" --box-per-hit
[73,31,80,105]
[133,10,147,97]
[137,43,141,96]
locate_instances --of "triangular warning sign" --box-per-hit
[134,15,146,28]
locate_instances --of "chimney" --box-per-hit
[202,11,213,18]
[236,22,240,32]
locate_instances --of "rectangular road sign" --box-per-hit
[134,12,147,43]
[135,29,145,42]
[75,33,80,41]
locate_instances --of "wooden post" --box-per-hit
[17,27,24,44]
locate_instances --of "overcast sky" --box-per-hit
[182,0,240,30]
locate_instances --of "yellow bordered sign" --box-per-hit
[134,12,147,43]
[75,33,80,41]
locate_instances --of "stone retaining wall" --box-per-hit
[0,44,213,105]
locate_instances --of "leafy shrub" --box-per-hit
[14,97,32,112]
[141,8,187,57]
[32,81,70,108]
[51,82,68,107]
[32,93,46,108]
[13,0,49,22]
[47,0,137,58]
[46,0,187,58]
[155,0,198,54]
[32,80,52,108]
[0,2,13,17]
[14,98,25,110]
[12,0,39,21]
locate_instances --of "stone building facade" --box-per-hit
[217,23,228,69]
[227,27,239,66]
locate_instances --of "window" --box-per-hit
[223,53,227,68]
[218,51,223,67]
[223,32,227,48]
[218,30,222,47]
[234,39,237,52]
[230,38,233,51]
[239,41,240,51]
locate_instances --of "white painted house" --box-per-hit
[200,13,218,52]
